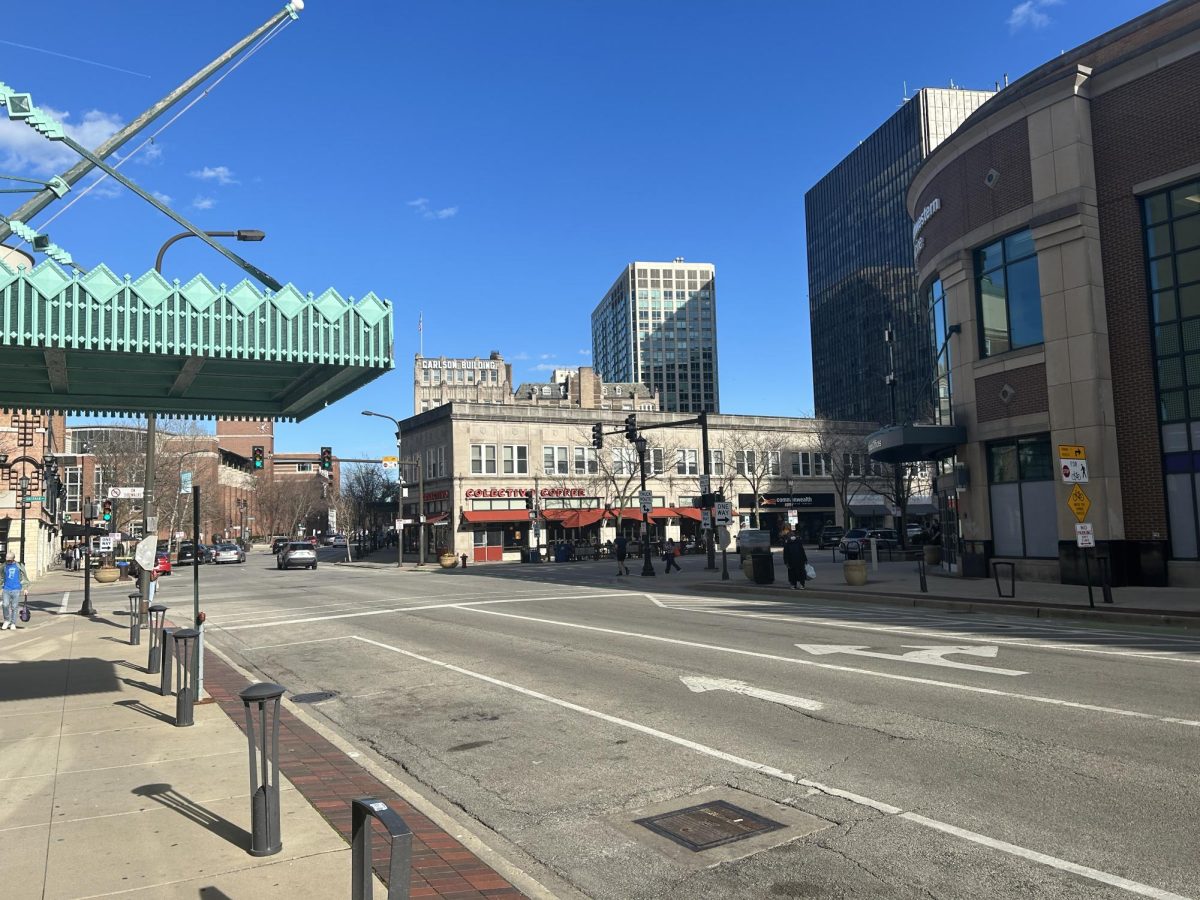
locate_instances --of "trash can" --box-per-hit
[749,551,775,585]
[555,543,570,563]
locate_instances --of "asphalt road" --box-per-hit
[185,550,1200,900]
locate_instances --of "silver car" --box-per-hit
[277,541,318,570]
[213,543,245,564]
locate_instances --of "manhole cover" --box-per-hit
[635,800,784,852]
[290,691,338,704]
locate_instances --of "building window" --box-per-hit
[543,446,568,475]
[735,450,757,476]
[987,435,1057,558]
[1144,178,1200,558]
[926,277,953,425]
[502,445,527,475]
[471,444,497,475]
[64,465,82,514]
[574,447,598,474]
[792,452,811,477]
[676,449,698,475]
[767,451,781,476]
[976,229,1042,357]
[612,447,636,475]
[707,450,724,476]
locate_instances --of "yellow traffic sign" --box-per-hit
[1067,484,1091,522]
[1058,444,1086,460]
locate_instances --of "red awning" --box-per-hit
[462,510,536,524]
[545,509,607,529]
[423,513,449,525]
[602,507,692,522]
[672,507,703,522]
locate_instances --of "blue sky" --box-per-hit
[1,0,1159,457]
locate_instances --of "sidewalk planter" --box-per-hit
[923,544,943,566]
[438,552,458,569]
[94,566,120,584]
[843,559,867,586]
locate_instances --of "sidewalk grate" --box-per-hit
[291,690,338,704]
[635,799,784,852]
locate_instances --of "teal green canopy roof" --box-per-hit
[0,259,394,421]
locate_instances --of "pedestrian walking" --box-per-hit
[782,526,808,590]
[2,552,29,629]
[663,538,681,573]
[614,534,629,576]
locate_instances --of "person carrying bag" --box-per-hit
[781,526,809,590]
[2,552,30,629]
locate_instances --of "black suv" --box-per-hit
[818,526,845,549]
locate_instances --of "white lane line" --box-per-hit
[210,589,530,620]
[215,593,615,632]
[456,606,1200,728]
[352,634,1191,900]
[240,635,357,652]
[651,597,1200,662]
[59,591,69,614]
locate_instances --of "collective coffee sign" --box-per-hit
[464,487,588,499]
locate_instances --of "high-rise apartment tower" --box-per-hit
[806,87,994,425]
[590,259,719,413]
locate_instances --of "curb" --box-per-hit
[686,581,1200,629]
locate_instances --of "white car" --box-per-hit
[277,541,318,570]
[213,543,245,564]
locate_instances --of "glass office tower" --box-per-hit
[806,87,993,425]
[591,260,719,413]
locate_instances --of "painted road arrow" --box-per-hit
[795,643,1027,676]
[681,675,824,711]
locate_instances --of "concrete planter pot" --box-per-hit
[843,559,867,586]
[923,544,942,566]
[94,566,120,584]
[438,553,458,569]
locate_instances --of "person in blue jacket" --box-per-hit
[2,552,30,629]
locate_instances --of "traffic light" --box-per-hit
[591,423,604,449]
[624,413,637,442]
[525,491,535,511]
[252,445,264,469]
[320,446,333,471]
[101,499,113,522]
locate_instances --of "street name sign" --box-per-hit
[1067,484,1091,522]
[109,486,145,499]
[1075,523,1095,548]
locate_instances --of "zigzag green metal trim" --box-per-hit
[0,259,395,370]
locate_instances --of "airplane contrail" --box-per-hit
[0,39,151,79]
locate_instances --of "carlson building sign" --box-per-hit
[420,358,499,370]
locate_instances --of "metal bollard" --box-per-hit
[173,629,199,727]
[351,797,412,900]
[127,593,142,646]
[240,682,285,857]
[146,605,168,674]
[159,627,176,695]
[916,558,928,593]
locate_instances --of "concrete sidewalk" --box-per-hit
[0,594,529,899]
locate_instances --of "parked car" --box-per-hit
[734,529,772,556]
[330,534,347,548]
[906,523,924,539]
[154,551,172,575]
[213,543,246,564]
[277,541,318,570]
[839,528,900,559]
[176,542,197,565]
[197,544,216,564]
[818,526,845,549]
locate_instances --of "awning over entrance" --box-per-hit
[423,513,449,525]
[671,507,704,522]
[848,492,891,516]
[543,509,607,529]
[866,424,965,464]
[907,496,938,516]
[0,259,394,421]
[462,510,535,524]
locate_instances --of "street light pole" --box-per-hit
[18,475,29,565]
[148,229,266,617]
[634,436,655,577]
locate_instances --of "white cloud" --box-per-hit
[0,106,123,176]
[539,353,555,360]
[152,191,173,205]
[133,142,163,165]
[510,352,531,361]
[1008,0,1062,31]
[407,197,458,220]
[191,195,215,210]
[578,348,591,356]
[532,363,563,372]
[189,165,238,185]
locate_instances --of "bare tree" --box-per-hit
[253,473,323,540]
[726,432,786,528]
[812,426,870,529]
[857,460,934,547]
[340,462,388,543]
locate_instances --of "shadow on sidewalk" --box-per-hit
[197,889,234,899]
[115,698,175,725]
[132,783,250,848]
[120,676,163,695]
[0,657,119,702]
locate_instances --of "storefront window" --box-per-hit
[976,229,1042,357]
[1144,177,1200,558]
[926,277,953,425]
[987,435,1056,558]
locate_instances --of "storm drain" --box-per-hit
[635,800,785,852]
[290,691,338,704]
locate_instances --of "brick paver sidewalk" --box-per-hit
[203,648,525,899]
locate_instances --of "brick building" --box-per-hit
[887,0,1200,585]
